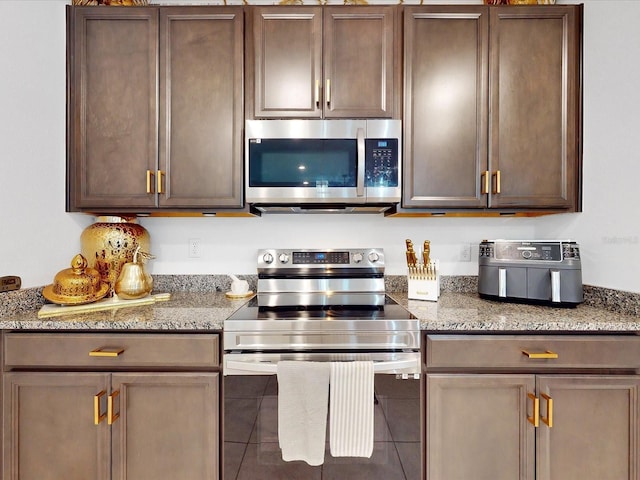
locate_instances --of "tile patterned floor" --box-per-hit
[224,375,421,480]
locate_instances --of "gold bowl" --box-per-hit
[43,254,110,306]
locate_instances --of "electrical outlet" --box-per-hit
[188,238,201,258]
[460,243,472,262]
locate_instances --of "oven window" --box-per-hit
[249,139,357,187]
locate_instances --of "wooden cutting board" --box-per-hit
[37,293,171,319]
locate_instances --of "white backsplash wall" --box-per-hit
[1,0,639,294]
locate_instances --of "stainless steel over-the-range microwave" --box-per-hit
[245,119,401,213]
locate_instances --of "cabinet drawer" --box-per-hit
[3,333,220,369]
[425,334,640,370]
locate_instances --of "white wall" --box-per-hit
[1,0,638,293]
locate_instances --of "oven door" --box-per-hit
[223,353,421,480]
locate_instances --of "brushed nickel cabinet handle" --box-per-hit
[94,390,107,425]
[527,392,539,427]
[541,392,553,428]
[89,347,125,357]
[315,79,320,107]
[108,390,120,425]
[522,350,559,359]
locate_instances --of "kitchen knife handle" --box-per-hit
[541,393,553,428]
[94,390,107,425]
[108,390,120,425]
[527,393,540,427]
[146,170,154,194]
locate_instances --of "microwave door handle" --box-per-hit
[357,127,365,197]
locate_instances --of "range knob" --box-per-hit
[353,252,364,263]
[522,250,532,259]
[278,253,290,264]
[262,253,274,264]
[368,251,380,263]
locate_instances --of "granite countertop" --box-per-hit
[1,290,639,332]
[388,292,640,332]
[0,292,245,331]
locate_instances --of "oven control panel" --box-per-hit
[258,248,384,269]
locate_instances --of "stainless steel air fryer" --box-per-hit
[478,240,583,306]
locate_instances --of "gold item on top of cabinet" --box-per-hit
[114,246,155,300]
[42,254,110,306]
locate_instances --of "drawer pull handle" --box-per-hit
[94,390,107,425]
[541,393,553,428]
[108,390,120,425]
[527,392,539,427]
[89,347,125,357]
[522,350,558,359]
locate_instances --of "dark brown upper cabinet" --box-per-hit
[248,6,400,119]
[402,5,582,212]
[67,6,244,213]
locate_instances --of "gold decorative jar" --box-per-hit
[80,216,151,296]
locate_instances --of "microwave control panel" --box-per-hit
[365,139,399,187]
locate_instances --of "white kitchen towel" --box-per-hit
[277,361,331,466]
[329,361,375,458]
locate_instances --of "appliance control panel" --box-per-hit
[365,139,399,187]
[479,240,580,262]
[258,248,384,269]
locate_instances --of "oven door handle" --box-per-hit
[356,127,365,197]
[225,358,420,375]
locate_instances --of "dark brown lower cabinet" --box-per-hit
[424,335,640,480]
[2,333,220,480]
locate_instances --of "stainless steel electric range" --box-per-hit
[223,248,421,480]
[223,248,420,375]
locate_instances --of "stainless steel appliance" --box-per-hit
[245,120,401,213]
[478,240,583,306]
[223,248,421,479]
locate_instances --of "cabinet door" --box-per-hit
[252,7,323,118]
[536,375,640,480]
[403,7,488,208]
[159,7,244,208]
[323,6,397,119]
[2,372,110,480]
[488,6,581,209]
[67,7,158,211]
[110,373,220,480]
[425,374,535,480]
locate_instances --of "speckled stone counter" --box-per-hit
[388,292,640,332]
[0,292,247,331]
[1,290,638,332]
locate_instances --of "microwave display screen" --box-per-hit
[249,139,357,187]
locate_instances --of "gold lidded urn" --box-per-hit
[42,254,110,305]
[80,216,151,296]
